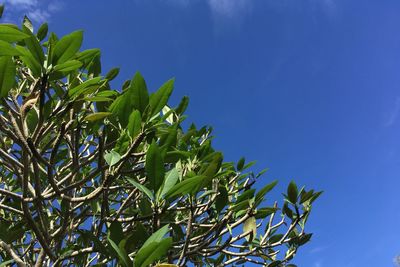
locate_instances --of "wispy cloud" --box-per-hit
[163,0,192,8]
[311,0,338,19]
[309,246,327,254]
[207,0,252,20]
[3,0,63,23]
[394,254,400,266]
[384,97,400,127]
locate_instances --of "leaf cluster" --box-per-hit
[0,13,321,267]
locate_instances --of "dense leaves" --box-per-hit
[0,15,321,267]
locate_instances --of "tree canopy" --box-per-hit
[0,12,321,267]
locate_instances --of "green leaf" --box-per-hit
[268,261,282,267]
[83,96,112,102]
[309,191,323,204]
[0,221,25,243]
[36,23,48,41]
[0,4,4,19]
[53,30,83,64]
[146,142,165,192]
[108,221,124,247]
[256,168,269,178]
[297,233,312,245]
[0,56,16,97]
[135,225,171,267]
[300,190,314,204]
[254,207,278,219]
[84,112,111,122]
[127,110,142,138]
[165,175,205,198]
[287,180,298,204]
[105,67,120,81]
[0,25,30,42]
[53,59,82,72]
[175,95,189,115]
[158,168,179,200]
[76,48,100,65]
[78,230,109,255]
[104,150,121,167]
[144,224,170,247]
[126,178,154,201]
[130,72,149,113]
[201,152,223,180]
[135,238,172,267]
[243,160,256,170]
[109,74,148,127]
[22,25,45,64]
[0,40,21,56]
[236,157,245,171]
[215,186,228,213]
[160,126,177,155]
[149,78,174,116]
[22,16,33,33]
[15,45,41,76]
[236,189,255,203]
[255,180,278,206]
[243,216,257,242]
[0,260,14,267]
[68,77,102,98]
[107,236,131,267]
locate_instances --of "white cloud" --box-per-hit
[164,0,192,8]
[5,0,38,8]
[3,0,62,23]
[207,0,252,19]
[26,9,50,23]
[309,246,327,254]
[393,254,400,266]
[384,97,400,127]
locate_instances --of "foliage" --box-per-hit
[0,13,322,267]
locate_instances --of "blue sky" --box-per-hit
[3,0,400,266]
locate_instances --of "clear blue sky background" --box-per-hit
[3,0,400,266]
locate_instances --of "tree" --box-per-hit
[0,12,322,267]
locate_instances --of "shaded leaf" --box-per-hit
[146,142,165,192]
[104,150,121,167]
[127,110,142,138]
[165,175,205,198]
[105,67,120,81]
[175,95,189,115]
[126,178,154,201]
[243,216,257,242]
[215,185,228,213]
[158,168,179,200]
[84,112,111,122]
[36,22,48,41]
[15,45,41,76]
[68,77,102,98]
[287,181,298,204]
[0,56,15,97]
[53,59,82,72]
[237,157,245,171]
[107,237,132,267]
[135,238,172,267]
[255,180,278,206]
[0,4,4,19]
